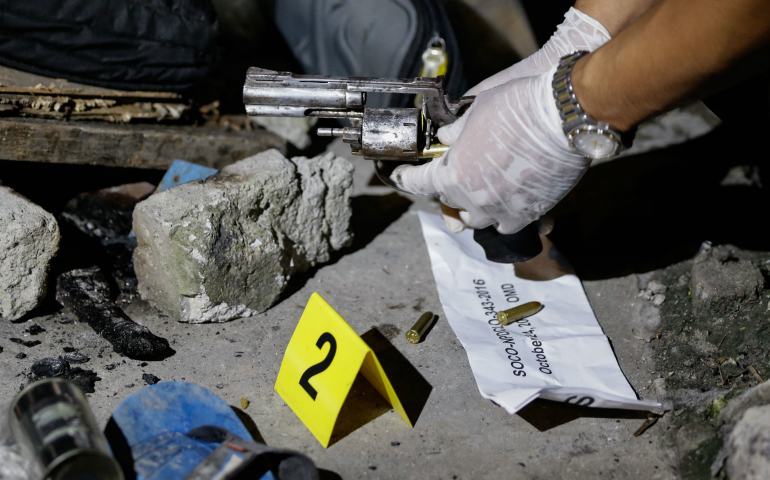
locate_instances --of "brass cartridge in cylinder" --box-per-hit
[406,312,435,344]
[497,302,544,326]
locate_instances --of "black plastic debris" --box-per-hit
[142,374,160,385]
[60,183,155,296]
[30,357,100,393]
[10,338,41,348]
[27,325,46,335]
[63,352,90,364]
[16,353,27,359]
[56,267,173,360]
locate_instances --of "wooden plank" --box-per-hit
[0,65,181,99]
[0,117,286,170]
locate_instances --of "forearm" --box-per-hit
[575,0,662,36]
[572,0,770,132]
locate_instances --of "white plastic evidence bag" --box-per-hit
[418,212,659,414]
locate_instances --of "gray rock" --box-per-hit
[676,422,721,479]
[691,246,763,317]
[0,186,60,321]
[133,149,354,323]
[718,381,770,435]
[726,404,770,480]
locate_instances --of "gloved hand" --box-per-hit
[418,7,609,234]
[466,7,610,97]
[392,65,590,235]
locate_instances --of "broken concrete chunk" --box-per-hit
[691,246,764,317]
[56,267,172,359]
[717,381,770,435]
[726,404,770,480]
[132,149,354,323]
[0,186,60,320]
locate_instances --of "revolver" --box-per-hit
[242,68,542,263]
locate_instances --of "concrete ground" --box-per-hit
[1,135,692,480]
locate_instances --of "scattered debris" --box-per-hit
[29,357,100,393]
[10,338,41,348]
[638,280,667,306]
[633,413,662,437]
[133,149,354,322]
[0,186,60,320]
[60,182,156,296]
[142,373,160,385]
[56,267,172,360]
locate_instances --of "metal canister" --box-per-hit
[9,378,123,480]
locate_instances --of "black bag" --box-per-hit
[0,0,219,91]
[274,0,466,107]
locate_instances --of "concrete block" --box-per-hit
[726,404,770,480]
[133,149,354,323]
[0,186,60,320]
[691,246,763,317]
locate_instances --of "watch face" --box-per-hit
[572,131,617,158]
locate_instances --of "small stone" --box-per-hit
[133,149,354,323]
[63,352,90,364]
[240,397,250,410]
[142,373,160,385]
[62,346,76,353]
[720,165,762,188]
[124,383,135,388]
[15,353,26,359]
[652,294,666,306]
[726,405,770,479]
[647,281,668,295]
[0,187,60,321]
[105,364,117,370]
[391,441,401,447]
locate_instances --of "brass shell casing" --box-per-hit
[406,312,435,344]
[497,302,544,326]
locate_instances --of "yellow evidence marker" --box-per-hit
[275,293,412,447]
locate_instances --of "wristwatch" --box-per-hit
[552,51,622,160]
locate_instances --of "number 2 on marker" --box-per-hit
[299,332,337,400]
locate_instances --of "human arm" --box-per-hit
[394,0,770,235]
[572,0,770,132]
[464,0,661,98]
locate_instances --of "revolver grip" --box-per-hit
[472,223,542,264]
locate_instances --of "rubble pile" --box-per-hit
[132,149,354,323]
[639,242,770,477]
[0,186,60,321]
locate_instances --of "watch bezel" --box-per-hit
[566,124,622,160]
[553,52,623,161]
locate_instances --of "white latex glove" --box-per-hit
[429,7,609,233]
[466,7,610,98]
[392,65,590,235]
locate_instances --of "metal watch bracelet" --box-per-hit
[552,51,622,159]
